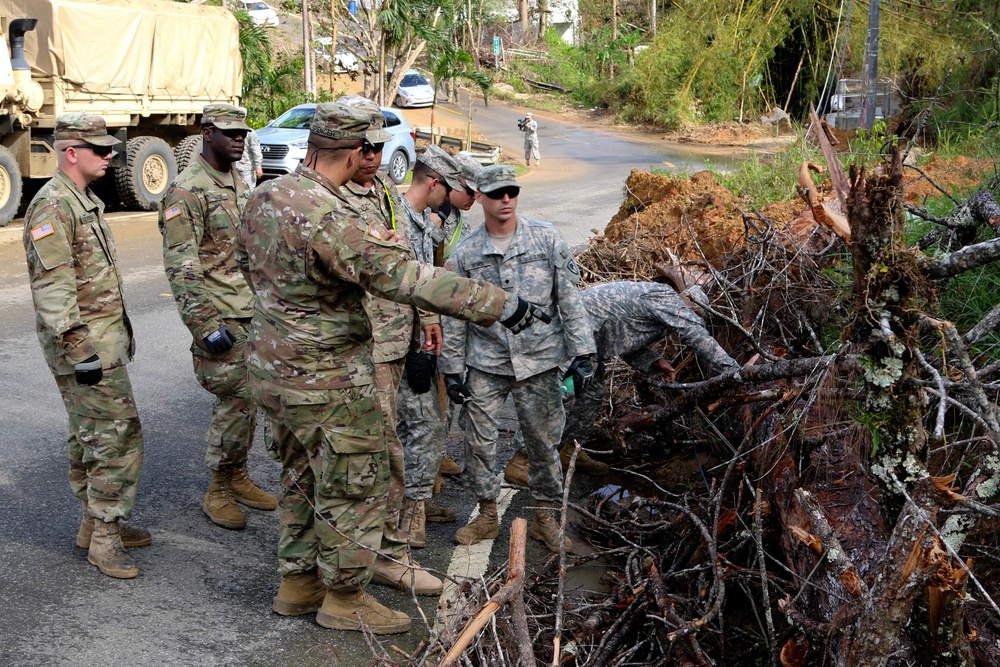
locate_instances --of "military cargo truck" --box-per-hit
[0,0,243,225]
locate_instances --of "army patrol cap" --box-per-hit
[454,152,484,190]
[476,164,519,194]
[417,144,465,192]
[201,104,251,131]
[337,94,392,143]
[54,113,121,147]
[309,102,369,141]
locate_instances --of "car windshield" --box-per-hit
[248,2,269,10]
[401,74,428,87]
[271,107,315,129]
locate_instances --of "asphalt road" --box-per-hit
[0,101,734,665]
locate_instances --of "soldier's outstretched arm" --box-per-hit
[640,288,738,374]
[552,238,596,357]
[24,201,99,365]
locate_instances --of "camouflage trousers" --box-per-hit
[398,372,447,502]
[524,138,540,163]
[375,359,409,557]
[53,365,144,522]
[252,377,389,593]
[191,318,256,470]
[463,367,564,503]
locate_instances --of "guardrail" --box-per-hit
[414,128,502,163]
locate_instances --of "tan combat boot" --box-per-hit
[439,453,461,476]
[203,465,247,530]
[231,465,278,510]
[315,589,411,634]
[400,497,426,548]
[371,554,443,596]
[88,519,139,579]
[273,569,327,616]
[529,502,573,553]
[560,444,610,476]
[76,503,152,549]
[455,500,499,545]
[425,499,456,523]
[503,450,529,486]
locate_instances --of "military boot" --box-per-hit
[77,512,152,549]
[560,444,610,476]
[231,465,278,510]
[439,453,461,476]
[273,569,326,616]
[400,497,427,548]
[371,554,443,596]
[455,500,499,546]
[503,450,529,486]
[88,519,139,579]
[529,502,573,553]
[315,589,411,634]
[203,465,247,530]
[425,499,456,523]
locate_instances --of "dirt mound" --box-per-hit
[902,154,996,203]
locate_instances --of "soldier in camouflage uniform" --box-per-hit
[159,104,277,532]
[396,145,468,545]
[440,165,596,553]
[235,122,263,190]
[23,113,151,579]
[505,280,740,484]
[235,102,547,634]
[336,94,442,597]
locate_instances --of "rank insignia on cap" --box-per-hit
[30,222,54,241]
[164,204,182,221]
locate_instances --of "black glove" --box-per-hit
[444,373,472,405]
[203,324,237,354]
[567,355,596,393]
[434,200,452,221]
[74,354,103,386]
[405,350,437,394]
[499,296,551,334]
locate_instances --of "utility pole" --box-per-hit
[651,0,656,38]
[303,0,316,96]
[860,0,880,130]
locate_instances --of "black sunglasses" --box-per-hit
[463,186,475,197]
[63,144,115,157]
[215,127,248,139]
[362,141,385,155]
[483,186,520,200]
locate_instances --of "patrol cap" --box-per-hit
[454,152,484,190]
[201,104,251,131]
[309,102,369,141]
[417,144,464,191]
[337,94,392,143]
[524,112,533,118]
[476,164,519,194]
[54,113,121,147]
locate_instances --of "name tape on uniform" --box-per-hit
[30,222,54,241]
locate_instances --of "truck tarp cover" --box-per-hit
[0,0,241,100]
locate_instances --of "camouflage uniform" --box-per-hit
[441,198,596,503]
[235,105,512,593]
[159,151,256,472]
[520,115,540,164]
[23,127,142,523]
[235,128,263,190]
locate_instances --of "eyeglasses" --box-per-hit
[214,127,248,139]
[362,141,385,155]
[463,186,476,197]
[483,186,520,200]
[63,144,115,157]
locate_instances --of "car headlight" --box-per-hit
[289,139,309,149]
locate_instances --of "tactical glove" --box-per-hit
[405,350,437,394]
[499,296,551,334]
[444,374,472,405]
[74,354,103,386]
[567,355,596,393]
[204,324,237,354]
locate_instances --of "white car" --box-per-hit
[393,69,435,108]
[235,1,280,27]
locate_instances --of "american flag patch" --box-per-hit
[30,222,54,241]
[164,204,182,221]
[367,224,382,240]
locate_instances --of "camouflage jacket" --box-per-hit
[159,156,253,348]
[236,129,262,182]
[442,208,474,261]
[440,215,596,381]
[401,195,444,266]
[234,164,511,391]
[342,174,418,364]
[582,281,738,376]
[23,169,134,375]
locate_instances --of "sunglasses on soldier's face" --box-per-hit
[483,186,520,200]
[463,186,475,197]
[362,141,385,155]
[215,127,248,139]
[64,144,115,157]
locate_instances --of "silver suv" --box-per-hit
[257,103,416,184]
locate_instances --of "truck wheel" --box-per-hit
[0,145,23,227]
[174,135,203,173]
[115,136,177,210]
[388,149,409,185]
